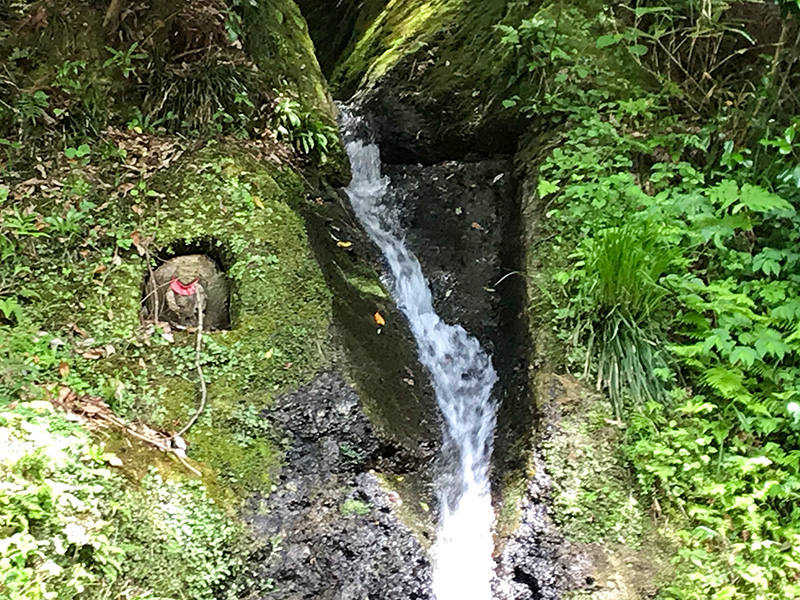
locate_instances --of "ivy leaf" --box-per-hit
[628,44,648,57]
[537,178,559,197]
[707,179,739,211]
[771,300,800,321]
[702,327,735,355]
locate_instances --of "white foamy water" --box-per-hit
[342,112,498,600]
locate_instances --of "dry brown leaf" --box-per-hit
[131,231,146,256]
[58,362,70,378]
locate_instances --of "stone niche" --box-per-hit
[142,253,230,330]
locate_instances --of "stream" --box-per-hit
[342,110,499,600]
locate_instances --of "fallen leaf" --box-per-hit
[373,312,386,326]
[58,362,70,378]
[107,455,123,467]
[70,323,89,337]
[104,344,116,356]
[131,231,146,256]
[118,182,136,195]
[252,195,264,209]
[337,240,353,248]
[131,204,143,216]
[283,362,293,370]
[93,264,107,274]
[403,378,415,386]
[471,222,484,231]
[81,349,104,360]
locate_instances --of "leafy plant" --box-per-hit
[270,97,339,164]
[0,403,124,600]
[103,42,148,80]
[582,225,676,415]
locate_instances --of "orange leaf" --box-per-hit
[373,312,386,326]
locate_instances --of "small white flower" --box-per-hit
[40,560,63,577]
[63,523,90,546]
[788,401,800,414]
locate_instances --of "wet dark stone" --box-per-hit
[382,158,534,479]
[245,371,433,600]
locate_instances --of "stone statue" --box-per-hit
[143,254,229,330]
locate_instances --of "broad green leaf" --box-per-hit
[628,44,648,57]
[595,34,619,49]
[754,327,791,360]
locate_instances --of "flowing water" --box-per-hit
[341,111,498,600]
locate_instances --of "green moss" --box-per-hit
[241,0,336,119]
[128,144,333,501]
[539,376,646,546]
[332,0,458,94]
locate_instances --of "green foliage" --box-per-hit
[0,402,124,600]
[508,2,800,597]
[340,498,371,517]
[142,58,258,137]
[270,97,339,164]
[102,43,147,80]
[116,471,244,600]
[0,402,249,600]
[582,225,676,416]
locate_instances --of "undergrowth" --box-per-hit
[0,401,245,600]
[504,0,800,597]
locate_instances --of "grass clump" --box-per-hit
[582,225,676,417]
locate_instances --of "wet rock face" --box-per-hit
[247,371,433,600]
[494,452,593,600]
[382,158,533,475]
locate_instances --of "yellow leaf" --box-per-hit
[373,312,385,326]
[337,240,352,248]
[252,195,264,209]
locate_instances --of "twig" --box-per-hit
[174,287,207,438]
[143,245,160,323]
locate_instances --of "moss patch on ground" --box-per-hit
[1,139,332,505]
[537,375,645,546]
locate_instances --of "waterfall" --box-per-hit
[341,111,498,600]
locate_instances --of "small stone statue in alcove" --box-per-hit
[142,254,229,330]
